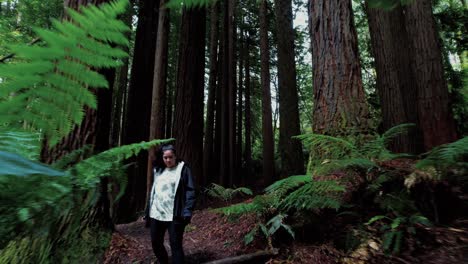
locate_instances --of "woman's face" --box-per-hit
[163,150,176,168]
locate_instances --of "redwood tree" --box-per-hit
[309,0,370,136]
[117,0,159,223]
[173,6,206,184]
[275,0,304,176]
[147,0,170,197]
[403,0,458,150]
[260,0,275,184]
[367,3,422,153]
[203,1,220,186]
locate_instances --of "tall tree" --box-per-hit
[117,0,159,222]
[366,4,422,153]
[204,1,220,186]
[227,0,237,186]
[259,0,275,184]
[309,0,370,135]
[173,6,206,184]
[244,34,252,182]
[147,0,170,197]
[403,0,458,150]
[275,0,304,176]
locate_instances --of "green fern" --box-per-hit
[279,180,345,211]
[206,183,253,203]
[313,158,378,176]
[51,145,94,170]
[72,138,174,189]
[0,130,42,160]
[416,136,468,170]
[0,0,130,146]
[264,175,311,198]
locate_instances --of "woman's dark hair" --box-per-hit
[152,144,177,169]
[161,144,176,154]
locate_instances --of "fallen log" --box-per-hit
[202,249,279,264]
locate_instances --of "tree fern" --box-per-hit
[0,0,130,146]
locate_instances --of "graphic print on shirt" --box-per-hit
[150,161,184,221]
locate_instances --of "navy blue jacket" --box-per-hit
[145,162,196,225]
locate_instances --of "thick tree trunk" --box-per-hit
[275,0,304,177]
[213,15,224,185]
[244,37,252,181]
[219,1,229,186]
[227,0,237,186]
[366,4,422,153]
[237,29,244,185]
[403,0,458,150]
[259,0,275,185]
[117,0,159,223]
[204,1,220,186]
[147,0,170,199]
[173,7,206,185]
[309,0,370,136]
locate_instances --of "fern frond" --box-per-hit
[52,145,93,170]
[0,130,42,160]
[416,136,468,170]
[313,158,377,176]
[0,0,130,146]
[279,180,345,211]
[72,138,174,188]
[264,175,311,198]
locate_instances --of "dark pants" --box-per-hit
[150,218,186,264]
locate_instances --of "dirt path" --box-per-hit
[103,209,263,263]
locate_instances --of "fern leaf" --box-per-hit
[265,175,311,197]
[0,0,130,145]
[416,136,468,169]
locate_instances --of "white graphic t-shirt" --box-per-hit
[149,162,184,221]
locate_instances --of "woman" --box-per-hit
[145,144,196,264]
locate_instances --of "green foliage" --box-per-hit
[166,0,215,9]
[366,214,431,254]
[0,130,42,160]
[297,124,415,176]
[0,151,70,249]
[264,175,311,198]
[279,180,345,211]
[244,214,294,247]
[0,0,130,146]
[366,0,413,10]
[416,136,468,171]
[206,183,253,203]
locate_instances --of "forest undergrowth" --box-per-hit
[104,133,468,263]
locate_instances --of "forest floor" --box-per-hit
[102,205,468,263]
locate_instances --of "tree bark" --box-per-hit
[147,0,170,199]
[227,0,237,186]
[204,1,220,186]
[244,36,252,182]
[403,0,458,150]
[259,0,275,185]
[237,28,244,185]
[366,4,422,153]
[117,0,159,223]
[275,0,304,177]
[219,1,229,186]
[173,6,206,185]
[309,0,370,136]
